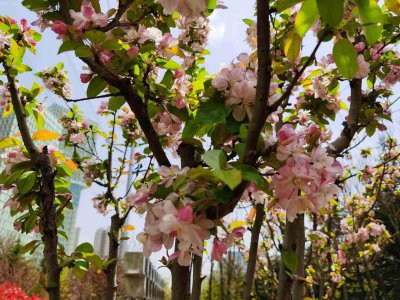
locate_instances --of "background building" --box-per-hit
[123,252,164,300]
[94,227,110,258]
[0,103,86,258]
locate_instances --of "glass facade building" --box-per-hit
[0,103,86,259]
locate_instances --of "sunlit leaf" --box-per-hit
[333,39,358,79]
[32,129,61,141]
[121,225,135,232]
[295,0,319,37]
[317,0,344,27]
[355,0,383,45]
[0,137,23,149]
[284,31,302,62]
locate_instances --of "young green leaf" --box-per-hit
[17,171,37,195]
[295,0,319,37]
[333,39,358,79]
[317,0,344,27]
[284,31,302,62]
[355,0,383,45]
[203,149,227,170]
[0,137,23,149]
[213,169,242,190]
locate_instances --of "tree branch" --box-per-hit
[58,3,171,167]
[98,0,135,32]
[63,93,121,103]
[328,79,363,156]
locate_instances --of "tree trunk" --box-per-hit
[171,142,200,299]
[6,65,61,300]
[39,148,61,300]
[292,214,305,300]
[277,214,305,300]
[105,213,121,300]
[171,257,191,300]
[191,254,203,300]
[244,203,265,300]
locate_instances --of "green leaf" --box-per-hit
[277,0,303,12]
[317,0,344,27]
[333,39,358,79]
[182,102,231,138]
[17,171,37,195]
[213,169,242,190]
[75,242,94,253]
[295,0,319,37]
[160,59,181,70]
[108,96,126,111]
[284,31,302,62]
[207,0,217,10]
[83,253,103,269]
[56,164,73,178]
[84,30,106,44]
[242,19,254,26]
[22,0,48,10]
[20,240,40,254]
[160,70,174,89]
[33,110,45,130]
[237,165,268,189]
[87,76,107,98]
[283,250,298,273]
[75,45,93,58]
[0,137,23,149]
[203,150,227,170]
[58,40,82,54]
[101,39,122,50]
[365,124,376,136]
[355,0,383,45]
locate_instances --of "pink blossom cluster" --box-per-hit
[308,76,342,113]
[70,2,108,31]
[211,227,245,261]
[177,16,210,55]
[172,69,191,109]
[137,201,214,266]
[245,22,257,50]
[0,87,11,111]
[92,194,109,216]
[212,56,257,121]
[38,66,72,98]
[270,124,343,221]
[132,165,221,266]
[60,115,89,145]
[153,112,182,136]
[157,0,208,17]
[1,148,28,175]
[384,64,400,86]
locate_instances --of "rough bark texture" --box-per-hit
[171,254,191,300]
[328,79,363,156]
[277,216,302,300]
[292,214,305,300]
[5,65,60,300]
[191,254,203,300]
[105,213,121,300]
[244,203,265,300]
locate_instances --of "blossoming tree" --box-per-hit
[0,0,396,299]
